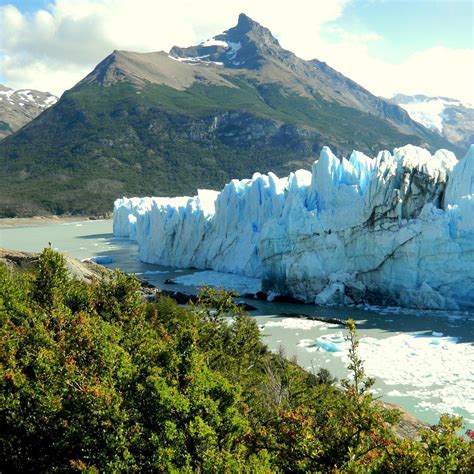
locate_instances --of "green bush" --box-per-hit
[0,249,472,472]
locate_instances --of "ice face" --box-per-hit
[444,145,474,207]
[113,145,474,310]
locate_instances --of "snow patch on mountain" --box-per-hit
[200,38,229,48]
[114,144,474,311]
[168,54,224,66]
[0,84,58,139]
[0,87,57,109]
[391,94,474,147]
[398,98,446,133]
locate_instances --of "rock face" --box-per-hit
[391,94,473,150]
[0,84,57,139]
[113,144,474,311]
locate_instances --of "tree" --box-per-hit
[0,251,472,472]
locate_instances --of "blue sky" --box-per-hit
[0,0,473,101]
[324,0,473,62]
[0,0,47,11]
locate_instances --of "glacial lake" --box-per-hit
[1,218,473,430]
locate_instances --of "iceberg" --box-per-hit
[113,144,474,310]
[315,334,345,353]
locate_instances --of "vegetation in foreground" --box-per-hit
[1,248,473,472]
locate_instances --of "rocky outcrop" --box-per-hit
[0,248,106,281]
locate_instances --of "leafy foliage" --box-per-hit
[0,249,472,472]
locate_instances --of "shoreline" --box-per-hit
[0,215,110,229]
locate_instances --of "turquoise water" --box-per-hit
[1,219,473,429]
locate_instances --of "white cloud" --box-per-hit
[392,47,474,103]
[0,0,348,95]
[0,0,472,104]
[315,40,474,104]
[0,55,91,97]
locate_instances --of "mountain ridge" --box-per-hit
[0,84,57,140]
[0,14,462,217]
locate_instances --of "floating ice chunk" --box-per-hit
[297,338,313,348]
[346,332,474,418]
[315,337,343,353]
[267,291,281,301]
[312,333,346,353]
[173,270,261,295]
[387,390,410,397]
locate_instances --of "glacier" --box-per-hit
[113,144,474,310]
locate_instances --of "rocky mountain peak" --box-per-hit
[236,12,258,30]
[169,13,284,69]
[230,13,280,47]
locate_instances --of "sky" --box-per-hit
[0,0,473,102]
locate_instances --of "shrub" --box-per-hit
[0,251,472,472]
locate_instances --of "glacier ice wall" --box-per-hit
[113,144,474,310]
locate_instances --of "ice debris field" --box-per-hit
[259,316,474,425]
[114,144,474,311]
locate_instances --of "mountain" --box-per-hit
[0,14,461,217]
[0,84,57,140]
[391,94,473,149]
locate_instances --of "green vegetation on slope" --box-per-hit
[0,77,459,217]
[1,249,473,472]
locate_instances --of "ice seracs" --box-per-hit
[114,144,474,311]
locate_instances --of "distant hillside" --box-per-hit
[0,84,57,140]
[391,94,473,149]
[0,14,460,217]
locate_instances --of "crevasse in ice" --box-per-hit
[113,144,474,310]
